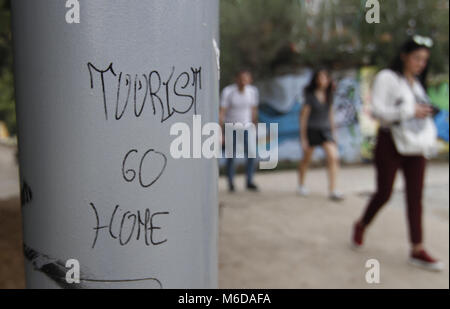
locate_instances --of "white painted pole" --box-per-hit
[12,0,219,289]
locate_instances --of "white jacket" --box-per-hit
[371,69,437,157]
[371,69,418,126]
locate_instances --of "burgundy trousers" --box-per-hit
[362,129,426,245]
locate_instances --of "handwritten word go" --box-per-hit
[65,0,80,24]
[122,148,168,189]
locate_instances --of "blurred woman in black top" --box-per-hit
[298,69,344,201]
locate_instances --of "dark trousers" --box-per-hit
[226,131,256,188]
[361,129,426,245]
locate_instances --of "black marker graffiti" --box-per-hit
[122,148,167,189]
[20,181,33,207]
[90,203,169,249]
[87,63,202,123]
[23,244,162,289]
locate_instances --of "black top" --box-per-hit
[304,92,331,130]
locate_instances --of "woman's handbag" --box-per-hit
[391,80,438,157]
[391,115,438,157]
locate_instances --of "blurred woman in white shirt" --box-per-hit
[352,36,443,272]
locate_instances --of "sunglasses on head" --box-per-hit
[413,35,434,48]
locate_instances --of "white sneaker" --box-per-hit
[330,191,345,202]
[297,186,310,197]
[409,250,445,272]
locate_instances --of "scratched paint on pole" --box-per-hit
[12,0,219,289]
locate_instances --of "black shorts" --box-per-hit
[307,128,334,147]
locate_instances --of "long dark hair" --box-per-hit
[389,39,431,89]
[304,69,334,105]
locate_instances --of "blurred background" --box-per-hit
[0,0,449,289]
[0,0,14,142]
[1,1,449,160]
[219,0,449,164]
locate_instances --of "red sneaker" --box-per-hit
[352,222,365,249]
[410,250,444,272]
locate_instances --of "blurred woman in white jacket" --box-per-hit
[352,37,443,272]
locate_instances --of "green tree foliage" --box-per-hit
[428,82,449,111]
[358,0,449,77]
[220,0,449,85]
[0,0,15,135]
[220,0,307,84]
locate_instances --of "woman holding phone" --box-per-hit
[352,36,443,272]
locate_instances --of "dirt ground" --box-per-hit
[218,164,449,289]
[0,197,25,289]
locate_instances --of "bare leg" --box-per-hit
[298,147,315,186]
[323,142,340,193]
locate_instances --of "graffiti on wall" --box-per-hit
[257,70,365,163]
[429,82,449,145]
[332,77,363,163]
[256,68,449,164]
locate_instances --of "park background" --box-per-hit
[0,0,449,289]
[1,0,449,161]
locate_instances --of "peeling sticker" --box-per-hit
[213,38,220,80]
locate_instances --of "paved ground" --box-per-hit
[218,163,449,289]
[0,143,19,200]
[1,143,449,289]
[0,143,23,289]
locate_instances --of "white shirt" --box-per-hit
[371,69,427,127]
[220,84,259,125]
[371,69,437,157]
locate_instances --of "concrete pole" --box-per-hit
[12,0,219,289]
